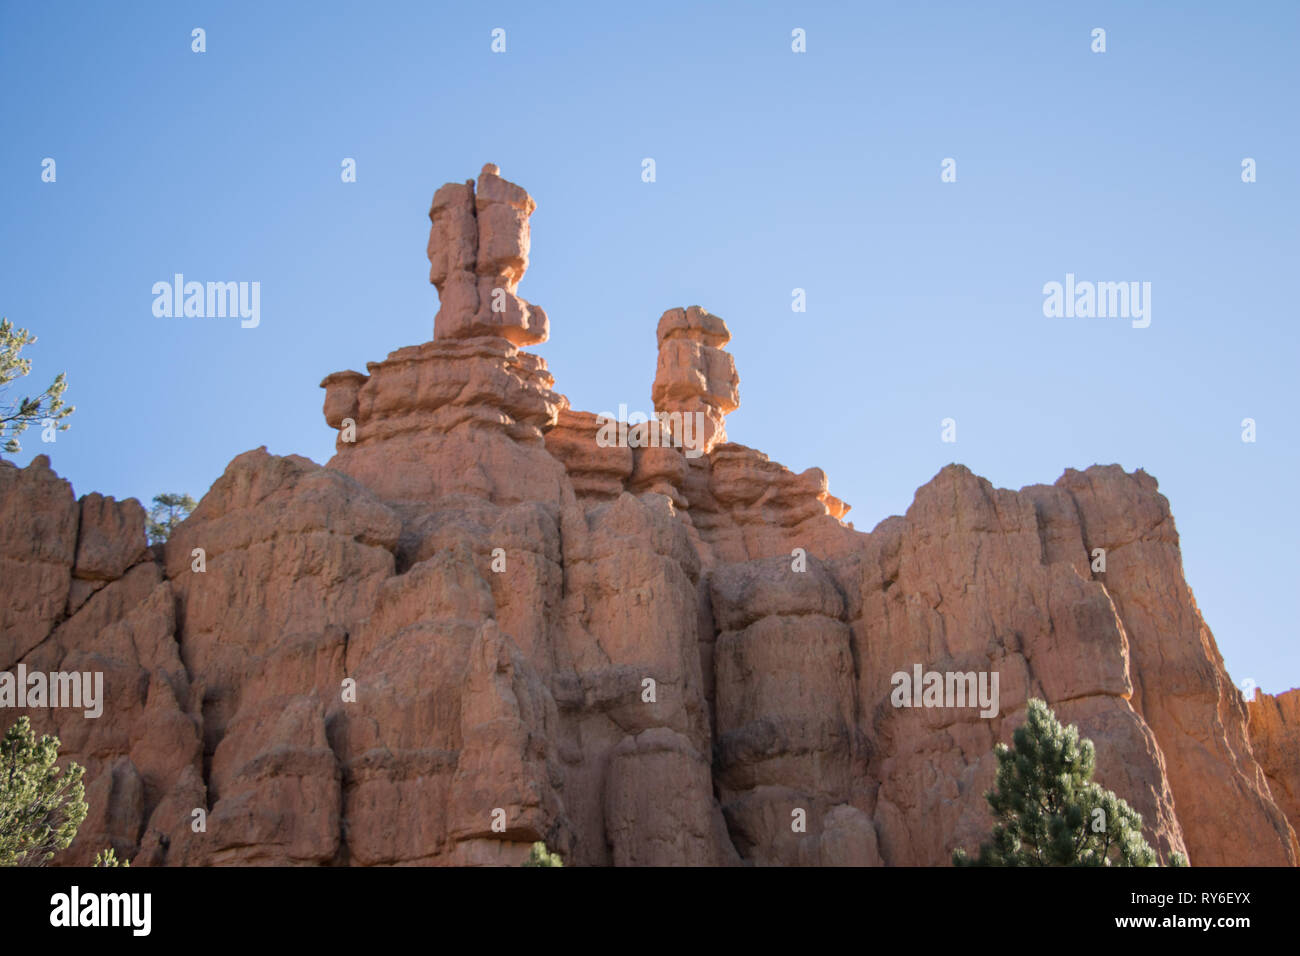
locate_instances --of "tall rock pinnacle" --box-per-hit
[651,306,740,456]
[427,163,549,346]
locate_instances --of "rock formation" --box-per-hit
[427,163,548,346]
[1248,689,1300,834]
[651,305,739,456]
[1,165,1296,866]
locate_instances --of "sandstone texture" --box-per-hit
[1248,689,1300,834]
[651,306,739,456]
[427,163,548,346]
[1,166,1295,867]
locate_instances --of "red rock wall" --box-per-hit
[1,166,1294,867]
[1248,690,1300,836]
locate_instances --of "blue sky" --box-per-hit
[1,2,1295,692]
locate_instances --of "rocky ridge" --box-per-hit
[1,165,1296,866]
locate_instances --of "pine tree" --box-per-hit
[0,717,88,866]
[0,318,74,454]
[521,841,563,867]
[146,492,196,544]
[953,698,1188,867]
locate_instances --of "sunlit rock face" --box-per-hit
[1249,689,1300,840]
[2,167,1294,867]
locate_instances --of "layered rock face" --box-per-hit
[1,166,1296,866]
[1248,690,1300,833]
[0,457,205,865]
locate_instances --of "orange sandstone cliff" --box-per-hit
[1248,689,1300,835]
[1,165,1296,866]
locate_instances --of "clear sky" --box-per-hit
[1,2,1295,693]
